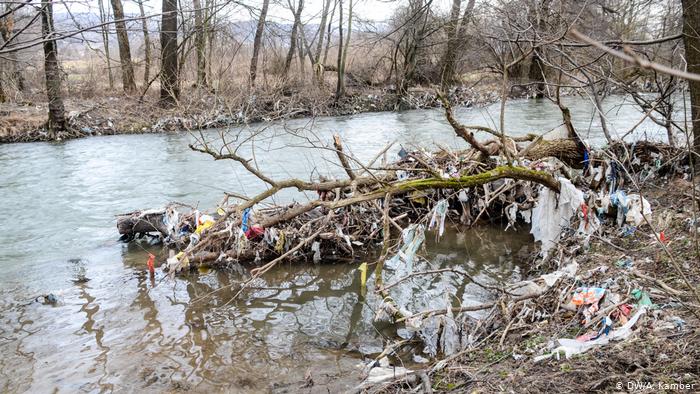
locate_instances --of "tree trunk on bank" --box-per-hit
[314,0,331,85]
[137,0,151,86]
[398,0,430,102]
[283,0,304,79]
[440,0,462,90]
[0,29,6,102]
[97,0,114,89]
[440,0,473,90]
[340,0,353,87]
[682,0,700,152]
[335,0,345,100]
[193,0,208,88]
[527,0,551,98]
[249,0,270,87]
[160,0,179,105]
[205,0,217,84]
[323,0,337,68]
[0,5,26,94]
[110,0,137,93]
[40,0,66,133]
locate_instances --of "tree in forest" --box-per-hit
[249,0,270,87]
[526,0,551,98]
[110,0,137,93]
[440,0,475,89]
[160,0,179,105]
[396,0,431,101]
[283,0,304,80]
[335,0,345,99]
[313,0,332,85]
[193,0,208,88]
[681,0,700,152]
[137,0,152,86]
[97,0,114,89]
[0,4,26,95]
[40,0,66,132]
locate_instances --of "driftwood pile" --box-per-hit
[116,95,688,276]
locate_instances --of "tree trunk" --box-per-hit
[439,0,461,90]
[160,0,179,105]
[335,0,345,100]
[249,0,270,87]
[682,0,700,152]
[314,0,331,85]
[297,33,306,78]
[323,0,337,68]
[0,4,26,93]
[440,0,473,90]
[97,0,114,89]
[398,0,430,102]
[137,0,151,86]
[110,0,137,93]
[527,0,551,98]
[193,0,208,87]
[340,0,353,86]
[206,0,216,85]
[0,26,6,102]
[283,0,304,79]
[41,0,66,133]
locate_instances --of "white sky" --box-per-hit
[60,0,455,24]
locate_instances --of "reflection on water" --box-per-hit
[0,95,661,391]
[0,225,531,392]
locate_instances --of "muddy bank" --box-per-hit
[0,84,499,144]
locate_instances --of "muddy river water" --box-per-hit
[0,95,673,392]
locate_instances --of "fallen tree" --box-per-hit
[116,94,588,273]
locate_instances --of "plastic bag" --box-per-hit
[531,178,584,254]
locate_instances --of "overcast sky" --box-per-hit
[61,0,454,25]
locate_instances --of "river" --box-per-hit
[0,95,674,392]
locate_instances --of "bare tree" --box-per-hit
[137,0,152,86]
[335,0,345,99]
[97,0,114,89]
[440,0,475,89]
[193,0,208,87]
[283,0,304,79]
[527,0,552,98]
[249,0,270,87]
[0,4,26,94]
[40,0,66,132]
[313,0,332,84]
[110,0,137,92]
[682,0,700,152]
[160,0,179,105]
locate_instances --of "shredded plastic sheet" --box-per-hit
[534,306,647,362]
[507,261,578,298]
[162,207,179,240]
[428,200,449,237]
[571,287,606,306]
[603,190,652,227]
[419,316,440,357]
[357,357,413,390]
[311,241,321,263]
[439,298,460,356]
[531,178,584,254]
[386,224,426,273]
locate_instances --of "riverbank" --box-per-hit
[0,84,499,144]
[414,176,700,393]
